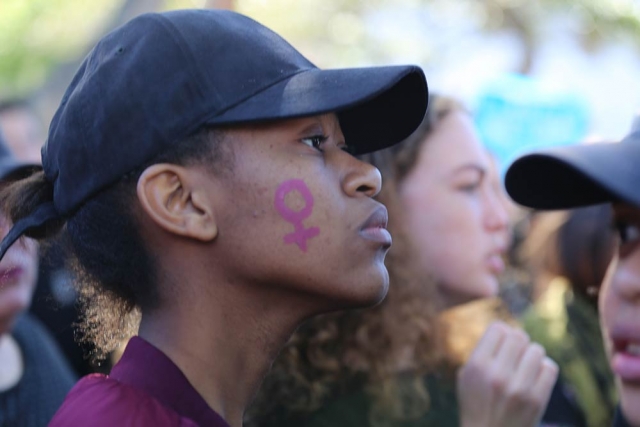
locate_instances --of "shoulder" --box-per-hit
[50,374,197,427]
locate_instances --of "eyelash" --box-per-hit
[460,180,482,193]
[300,135,354,154]
[301,135,329,151]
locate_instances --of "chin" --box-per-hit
[333,267,389,311]
[619,382,640,425]
[481,277,500,298]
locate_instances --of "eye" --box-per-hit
[459,181,481,193]
[614,221,640,245]
[300,135,328,151]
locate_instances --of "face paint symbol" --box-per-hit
[274,179,320,252]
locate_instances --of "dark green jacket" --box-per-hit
[263,375,460,427]
[522,278,617,427]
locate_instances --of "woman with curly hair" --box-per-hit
[247,95,559,427]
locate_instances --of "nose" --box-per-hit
[609,253,640,303]
[484,185,509,232]
[341,154,382,198]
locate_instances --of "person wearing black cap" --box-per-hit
[505,119,640,427]
[0,9,428,427]
[0,129,76,427]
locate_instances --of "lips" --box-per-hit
[359,206,392,247]
[0,266,24,287]
[610,329,640,382]
[486,253,506,275]
[486,242,507,275]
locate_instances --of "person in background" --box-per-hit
[0,129,76,427]
[0,100,43,163]
[521,206,617,427]
[0,98,91,376]
[505,118,640,427]
[247,94,558,427]
[0,9,429,427]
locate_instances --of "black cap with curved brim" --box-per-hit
[0,9,428,260]
[505,131,640,210]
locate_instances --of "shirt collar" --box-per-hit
[110,336,230,427]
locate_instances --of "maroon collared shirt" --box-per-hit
[50,337,230,426]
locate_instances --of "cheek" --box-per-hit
[599,259,620,347]
[599,273,615,324]
[407,196,482,266]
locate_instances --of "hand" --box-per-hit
[457,321,558,427]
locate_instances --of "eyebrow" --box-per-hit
[297,121,325,136]
[450,163,487,178]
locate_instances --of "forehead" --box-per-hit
[416,111,489,172]
[229,113,342,138]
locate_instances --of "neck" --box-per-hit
[138,282,313,427]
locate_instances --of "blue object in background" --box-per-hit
[475,74,590,172]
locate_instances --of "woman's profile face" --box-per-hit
[600,203,640,424]
[398,111,509,307]
[0,213,38,335]
[205,113,391,312]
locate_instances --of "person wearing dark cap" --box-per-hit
[505,118,640,427]
[0,129,76,427]
[0,9,428,427]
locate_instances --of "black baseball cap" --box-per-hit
[505,123,640,210]
[0,9,428,258]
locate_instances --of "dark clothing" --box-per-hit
[50,336,230,426]
[541,377,587,427]
[613,407,632,427]
[522,279,617,427]
[0,314,77,427]
[258,374,459,427]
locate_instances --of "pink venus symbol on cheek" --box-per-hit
[274,179,320,253]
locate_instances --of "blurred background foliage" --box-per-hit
[0,0,639,151]
[1,0,639,98]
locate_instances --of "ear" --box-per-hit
[136,164,218,242]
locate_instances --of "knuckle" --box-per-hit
[489,374,508,393]
[527,342,546,359]
[544,357,560,377]
[513,328,531,345]
[506,388,529,406]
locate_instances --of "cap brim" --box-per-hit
[205,65,428,154]
[505,134,640,209]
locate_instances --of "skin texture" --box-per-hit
[0,214,38,336]
[134,114,391,427]
[399,111,509,307]
[600,203,640,426]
